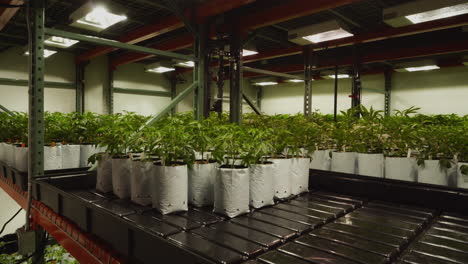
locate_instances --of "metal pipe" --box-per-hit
[334,65,338,122]
[242,93,261,115]
[45,28,197,62]
[0,104,15,116]
[113,87,172,97]
[244,66,303,80]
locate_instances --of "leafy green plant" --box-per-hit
[243,127,274,165]
[212,124,250,168]
[332,107,359,152]
[353,106,384,153]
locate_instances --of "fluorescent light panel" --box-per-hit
[287,79,304,83]
[242,49,258,56]
[254,81,278,86]
[25,49,57,58]
[327,74,350,79]
[177,61,195,68]
[45,36,79,48]
[405,3,468,24]
[302,28,353,43]
[146,67,175,73]
[75,6,127,30]
[405,65,440,72]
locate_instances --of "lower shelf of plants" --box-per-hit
[4,169,468,264]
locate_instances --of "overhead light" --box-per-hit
[254,81,278,86]
[401,65,440,72]
[24,49,57,58]
[45,36,79,48]
[384,0,468,27]
[242,49,258,56]
[176,60,195,68]
[286,79,304,83]
[288,20,353,45]
[145,61,175,74]
[70,4,127,32]
[327,74,350,79]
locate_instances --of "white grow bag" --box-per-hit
[5,143,15,167]
[331,152,357,174]
[80,144,98,168]
[357,153,384,178]
[44,145,62,171]
[291,158,310,195]
[310,150,331,171]
[61,145,81,169]
[152,164,188,214]
[96,153,112,193]
[249,163,274,209]
[384,157,417,182]
[457,162,468,189]
[214,167,250,218]
[112,157,132,199]
[189,162,216,207]
[270,158,292,199]
[418,160,449,186]
[14,146,28,172]
[130,160,153,206]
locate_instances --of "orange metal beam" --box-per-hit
[0,0,23,31]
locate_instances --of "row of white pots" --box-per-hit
[0,142,100,172]
[310,150,467,188]
[96,154,310,217]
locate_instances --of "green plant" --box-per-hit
[212,124,250,167]
[243,127,274,165]
[332,107,359,152]
[353,106,384,153]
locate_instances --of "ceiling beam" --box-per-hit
[0,0,23,31]
[242,13,468,64]
[243,36,468,78]
[76,0,255,64]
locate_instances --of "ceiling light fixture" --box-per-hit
[286,79,304,83]
[24,49,57,58]
[384,0,468,27]
[327,74,350,79]
[404,65,440,72]
[45,36,79,48]
[254,81,278,86]
[176,61,195,68]
[242,49,258,56]
[70,4,127,32]
[145,61,175,74]
[289,20,353,45]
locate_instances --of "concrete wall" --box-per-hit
[260,67,468,115]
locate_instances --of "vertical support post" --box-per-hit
[303,47,312,116]
[195,24,209,120]
[215,52,225,117]
[384,69,392,116]
[170,74,177,115]
[334,65,339,122]
[229,31,243,124]
[106,67,114,114]
[256,86,262,110]
[351,46,362,110]
[75,62,85,113]
[26,0,45,231]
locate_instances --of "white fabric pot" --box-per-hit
[194,151,212,161]
[249,164,274,209]
[130,160,153,206]
[270,158,292,199]
[0,142,6,163]
[384,157,417,182]
[80,144,97,167]
[357,153,384,178]
[5,143,15,167]
[310,150,331,171]
[152,164,188,214]
[112,157,132,199]
[96,153,112,193]
[188,162,216,207]
[418,160,449,186]
[44,145,62,171]
[214,167,250,218]
[61,145,81,169]
[14,146,28,172]
[331,152,357,174]
[457,162,468,189]
[291,158,310,195]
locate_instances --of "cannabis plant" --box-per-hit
[211,124,250,168]
[243,127,274,165]
[353,106,384,153]
[153,117,194,166]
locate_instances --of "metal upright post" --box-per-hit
[351,45,362,110]
[170,74,177,115]
[195,23,209,120]
[75,63,86,113]
[106,66,114,114]
[334,65,339,122]
[256,86,262,110]
[384,69,392,116]
[215,51,225,117]
[303,47,312,116]
[229,31,243,124]
[25,2,46,263]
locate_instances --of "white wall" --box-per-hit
[260,67,468,115]
[0,47,76,113]
[0,190,25,235]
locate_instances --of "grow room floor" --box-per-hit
[67,188,468,264]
